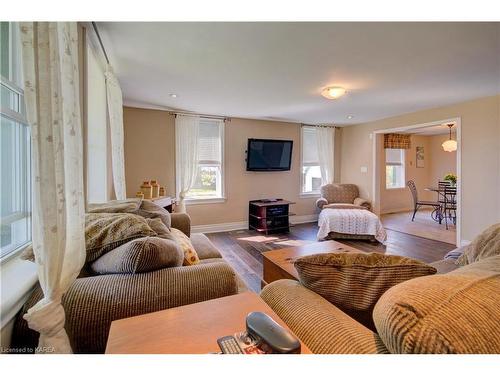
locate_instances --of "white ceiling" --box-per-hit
[97,22,500,125]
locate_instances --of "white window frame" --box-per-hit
[385,148,406,189]
[182,118,226,205]
[1,22,32,261]
[300,126,321,197]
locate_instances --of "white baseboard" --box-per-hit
[460,239,471,247]
[191,214,318,234]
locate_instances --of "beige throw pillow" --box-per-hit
[294,252,436,330]
[85,213,156,263]
[90,236,183,274]
[170,227,200,266]
[456,223,500,266]
[373,255,500,353]
[136,200,171,228]
[87,198,142,214]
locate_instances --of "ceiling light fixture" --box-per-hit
[347,115,354,119]
[321,86,347,100]
[169,94,178,98]
[441,124,457,152]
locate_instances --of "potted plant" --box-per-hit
[444,173,457,186]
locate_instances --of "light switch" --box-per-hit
[360,166,368,173]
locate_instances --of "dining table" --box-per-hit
[424,186,456,224]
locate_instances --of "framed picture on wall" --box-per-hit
[416,146,425,168]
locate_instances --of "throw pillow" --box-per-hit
[443,245,468,261]
[87,198,142,214]
[294,252,436,330]
[456,223,500,266]
[87,198,171,228]
[145,217,175,241]
[90,236,183,274]
[136,200,171,228]
[170,227,200,266]
[373,255,500,353]
[85,213,156,263]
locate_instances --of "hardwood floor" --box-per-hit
[206,222,455,293]
[381,209,456,245]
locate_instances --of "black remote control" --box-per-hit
[217,335,244,354]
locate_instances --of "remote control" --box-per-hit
[217,336,244,354]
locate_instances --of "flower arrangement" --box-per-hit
[444,173,457,185]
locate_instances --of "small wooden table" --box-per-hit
[262,240,362,286]
[105,292,311,354]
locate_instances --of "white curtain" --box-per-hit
[316,126,335,185]
[175,115,200,212]
[104,65,126,200]
[19,22,86,354]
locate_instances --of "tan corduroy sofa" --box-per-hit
[12,213,245,354]
[261,254,500,354]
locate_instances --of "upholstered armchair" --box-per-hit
[315,183,371,211]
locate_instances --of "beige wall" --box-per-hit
[428,133,457,184]
[379,135,434,214]
[341,95,500,242]
[123,107,342,226]
[124,107,176,197]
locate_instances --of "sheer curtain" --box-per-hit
[19,22,86,354]
[316,126,335,185]
[175,114,200,212]
[105,64,126,200]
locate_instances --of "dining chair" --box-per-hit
[438,180,451,188]
[442,186,457,230]
[406,180,442,222]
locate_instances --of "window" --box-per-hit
[300,126,322,194]
[1,22,32,259]
[385,148,405,189]
[186,118,224,200]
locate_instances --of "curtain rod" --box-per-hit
[301,123,337,128]
[169,111,230,121]
[91,22,110,64]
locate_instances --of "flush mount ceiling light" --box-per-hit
[321,86,347,100]
[347,115,354,119]
[169,93,178,98]
[442,124,457,152]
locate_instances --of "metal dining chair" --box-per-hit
[407,180,442,222]
[442,186,457,230]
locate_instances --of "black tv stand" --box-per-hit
[248,199,295,234]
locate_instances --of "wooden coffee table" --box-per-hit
[262,240,362,286]
[105,291,311,354]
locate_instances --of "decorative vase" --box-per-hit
[140,181,153,199]
[151,180,160,198]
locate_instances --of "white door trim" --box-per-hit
[371,117,462,246]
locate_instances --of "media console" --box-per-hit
[248,199,296,234]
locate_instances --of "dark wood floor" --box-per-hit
[206,222,455,293]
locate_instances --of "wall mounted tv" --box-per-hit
[246,138,293,171]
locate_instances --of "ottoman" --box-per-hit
[317,208,387,244]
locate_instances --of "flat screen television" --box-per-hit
[246,138,293,171]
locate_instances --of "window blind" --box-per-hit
[386,148,404,166]
[302,127,319,165]
[198,119,222,164]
